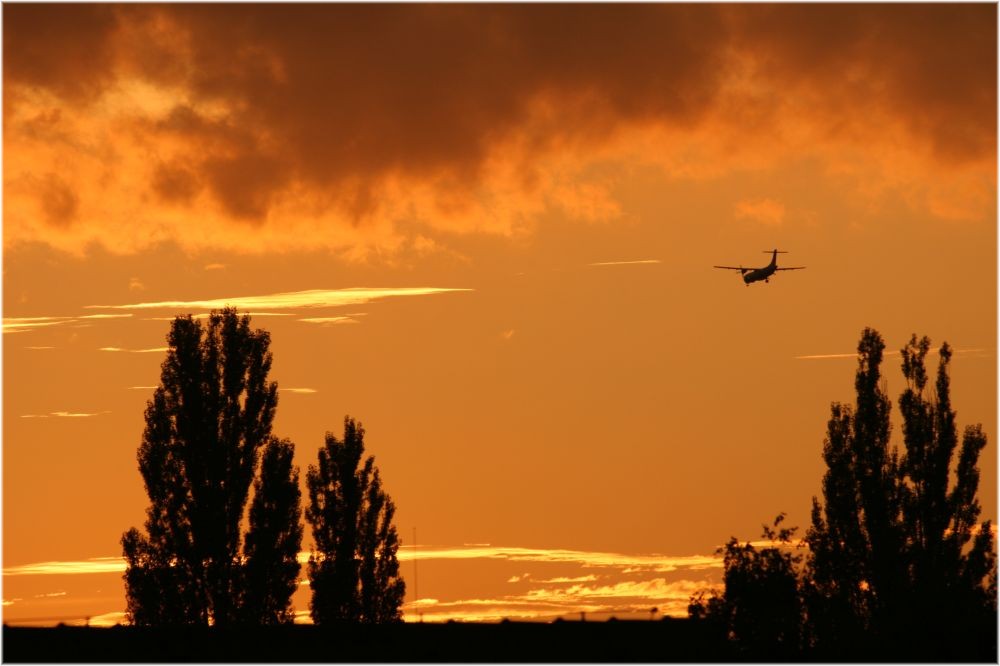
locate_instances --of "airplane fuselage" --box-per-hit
[742,263,777,284]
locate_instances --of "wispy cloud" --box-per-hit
[536,575,599,584]
[281,388,318,394]
[3,314,132,334]
[395,545,721,574]
[127,386,158,390]
[3,557,125,576]
[90,612,128,628]
[795,347,986,360]
[85,287,472,312]
[145,312,295,321]
[6,545,718,577]
[587,259,661,267]
[299,316,363,325]
[5,545,723,623]
[99,347,169,353]
[24,346,55,350]
[403,577,712,622]
[20,411,110,419]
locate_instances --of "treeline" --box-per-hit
[119,311,996,661]
[121,309,405,626]
[689,329,997,661]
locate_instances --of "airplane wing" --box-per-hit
[713,266,746,271]
[775,266,806,271]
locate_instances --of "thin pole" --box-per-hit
[413,527,421,622]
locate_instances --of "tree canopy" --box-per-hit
[306,416,406,624]
[122,308,302,626]
[692,328,996,660]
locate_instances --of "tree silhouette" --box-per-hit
[242,438,303,624]
[894,336,996,653]
[803,328,899,647]
[306,417,406,623]
[805,328,995,657]
[693,328,995,660]
[688,515,802,657]
[121,309,301,626]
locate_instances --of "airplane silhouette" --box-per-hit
[714,249,806,286]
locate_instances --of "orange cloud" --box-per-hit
[4,5,994,256]
[85,287,471,312]
[734,198,786,226]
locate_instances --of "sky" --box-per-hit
[3,3,997,625]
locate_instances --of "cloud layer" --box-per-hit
[5,5,995,255]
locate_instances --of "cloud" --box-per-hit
[86,287,471,312]
[7,544,723,622]
[21,411,110,419]
[144,312,294,321]
[734,198,786,226]
[403,577,715,622]
[99,347,169,353]
[536,575,599,584]
[299,316,363,326]
[3,314,132,334]
[89,612,127,628]
[501,329,516,341]
[5,5,993,256]
[280,388,318,394]
[396,545,722,574]
[587,259,661,267]
[127,386,158,390]
[24,346,55,350]
[3,557,125,576]
[7,544,720,577]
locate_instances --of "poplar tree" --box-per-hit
[306,417,406,624]
[805,328,995,656]
[896,336,995,649]
[242,438,304,624]
[121,309,302,626]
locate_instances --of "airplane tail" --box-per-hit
[762,249,787,266]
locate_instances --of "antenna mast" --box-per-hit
[413,527,422,622]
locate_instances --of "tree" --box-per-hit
[242,438,304,624]
[121,309,302,626]
[306,417,406,623]
[688,515,803,658]
[805,328,995,657]
[895,336,996,652]
[803,328,900,648]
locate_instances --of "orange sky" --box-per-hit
[3,3,996,624]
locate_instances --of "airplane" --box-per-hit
[714,249,806,286]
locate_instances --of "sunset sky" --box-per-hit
[3,3,996,625]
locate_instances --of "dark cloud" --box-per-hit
[726,4,996,163]
[3,4,120,100]
[5,4,995,227]
[39,174,79,227]
[151,162,200,205]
